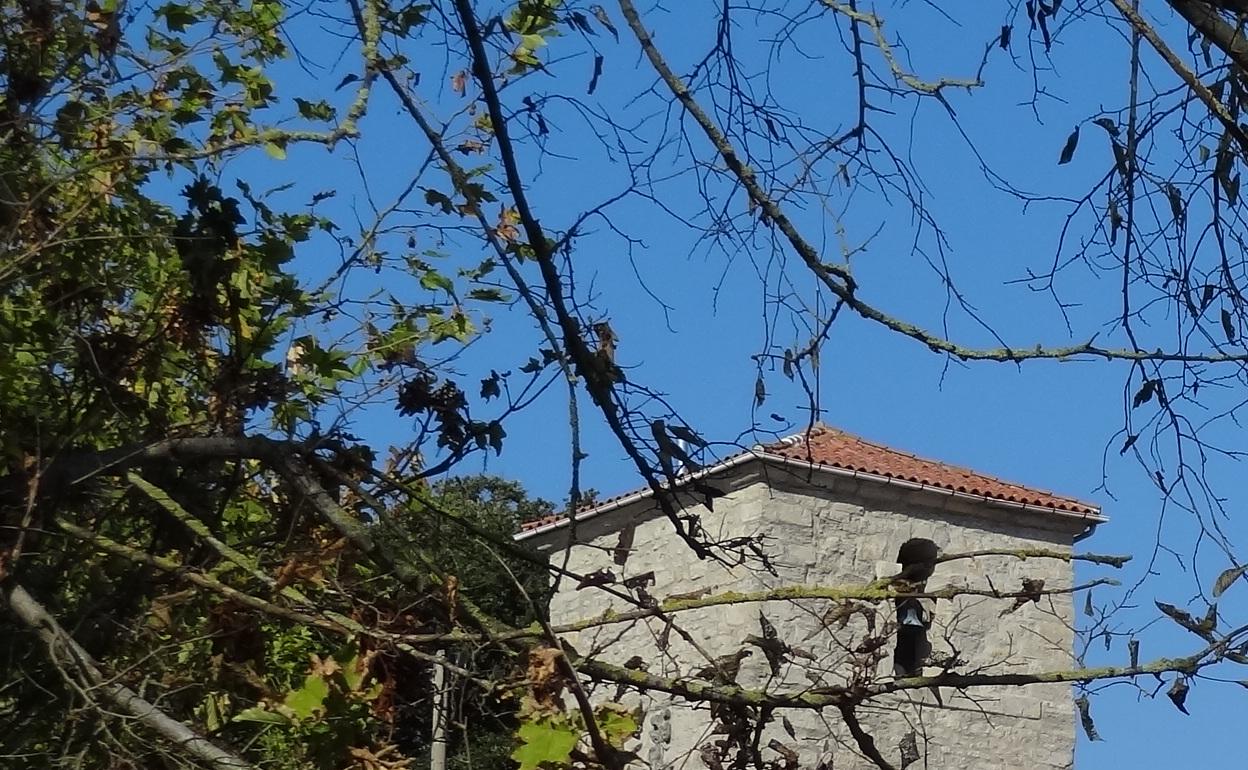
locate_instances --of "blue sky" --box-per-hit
[208,1,1248,765]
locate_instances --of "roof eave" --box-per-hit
[513,451,758,541]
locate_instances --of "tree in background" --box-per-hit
[5,1,1248,769]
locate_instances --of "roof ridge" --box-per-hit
[761,423,827,449]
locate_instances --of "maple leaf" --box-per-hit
[511,717,578,770]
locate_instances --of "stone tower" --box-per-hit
[517,425,1104,769]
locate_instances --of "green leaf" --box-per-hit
[420,270,455,294]
[481,372,501,400]
[253,0,284,27]
[199,693,225,732]
[294,98,336,121]
[467,287,509,302]
[335,646,368,692]
[424,188,454,214]
[487,420,506,455]
[508,0,560,35]
[460,181,497,206]
[264,141,287,160]
[283,673,329,720]
[386,4,432,35]
[512,718,579,770]
[233,706,291,725]
[595,703,638,746]
[158,2,198,32]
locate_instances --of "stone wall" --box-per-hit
[525,461,1089,770]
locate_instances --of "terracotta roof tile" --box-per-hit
[518,514,564,531]
[516,424,1100,535]
[765,425,1099,515]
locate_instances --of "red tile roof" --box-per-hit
[516,424,1100,535]
[766,425,1099,515]
[519,513,563,531]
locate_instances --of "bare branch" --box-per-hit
[3,582,256,770]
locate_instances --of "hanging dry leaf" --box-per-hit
[496,206,521,243]
[437,576,456,626]
[1076,695,1101,740]
[1058,125,1079,164]
[767,739,799,770]
[1167,676,1191,715]
[1213,564,1248,597]
[1155,600,1215,640]
[523,646,570,715]
[898,730,921,767]
[308,654,342,679]
[1165,183,1184,225]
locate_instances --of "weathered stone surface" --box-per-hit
[528,463,1089,770]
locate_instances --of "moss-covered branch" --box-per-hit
[935,548,1131,568]
[572,646,1220,712]
[389,574,1119,645]
[127,472,277,589]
